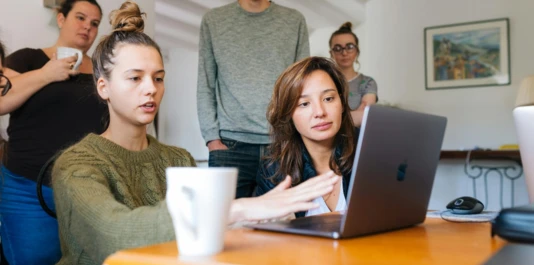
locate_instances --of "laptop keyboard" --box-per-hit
[287,214,343,232]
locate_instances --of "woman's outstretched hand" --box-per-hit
[229,171,340,224]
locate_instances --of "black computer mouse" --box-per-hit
[446,196,484,214]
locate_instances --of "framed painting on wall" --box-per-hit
[424,18,510,90]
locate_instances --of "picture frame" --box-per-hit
[424,18,510,90]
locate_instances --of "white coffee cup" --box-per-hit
[57,47,83,71]
[166,167,237,256]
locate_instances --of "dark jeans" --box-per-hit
[0,165,61,265]
[208,139,269,198]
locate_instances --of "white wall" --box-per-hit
[362,0,534,150]
[361,0,534,210]
[159,48,209,161]
[0,0,155,55]
[309,27,337,57]
[0,0,156,139]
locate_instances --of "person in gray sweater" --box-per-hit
[197,0,310,198]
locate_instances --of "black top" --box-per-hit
[5,48,107,184]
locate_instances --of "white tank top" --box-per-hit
[305,180,346,217]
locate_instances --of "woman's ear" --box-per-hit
[56,12,66,29]
[96,78,109,100]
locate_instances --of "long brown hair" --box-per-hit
[266,57,355,185]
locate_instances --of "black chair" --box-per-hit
[0,243,8,265]
[36,153,61,219]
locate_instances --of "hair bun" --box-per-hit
[110,1,145,33]
[339,22,352,31]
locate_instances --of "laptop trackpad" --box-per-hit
[287,214,342,231]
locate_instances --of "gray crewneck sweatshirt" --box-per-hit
[197,1,310,144]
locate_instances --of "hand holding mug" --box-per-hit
[57,47,83,70]
[41,46,84,83]
[41,54,80,83]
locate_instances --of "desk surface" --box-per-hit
[104,218,506,265]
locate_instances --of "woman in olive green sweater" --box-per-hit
[51,2,340,265]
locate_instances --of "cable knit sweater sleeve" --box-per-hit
[53,164,173,264]
[52,134,196,265]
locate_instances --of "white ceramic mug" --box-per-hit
[166,167,237,256]
[57,47,83,71]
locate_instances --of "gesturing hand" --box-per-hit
[230,171,341,223]
[41,54,79,83]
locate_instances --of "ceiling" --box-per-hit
[154,0,368,51]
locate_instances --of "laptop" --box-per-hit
[247,105,447,239]
[513,106,534,198]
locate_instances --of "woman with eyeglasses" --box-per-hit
[0,1,107,264]
[329,22,378,127]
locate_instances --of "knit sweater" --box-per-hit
[197,2,310,144]
[52,133,196,265]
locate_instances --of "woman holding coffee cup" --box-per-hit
[51,2,340,264]
[0,1,106,264]
[256,56,358,218]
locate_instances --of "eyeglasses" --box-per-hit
[1,74,12,96]
[331,43,357,54]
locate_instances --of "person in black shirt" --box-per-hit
[0,1,106,264]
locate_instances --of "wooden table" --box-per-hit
[104,218,506,265]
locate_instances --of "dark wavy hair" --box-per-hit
[58,0,102,17]
[266,57,355,185]
[329,22,360,56]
